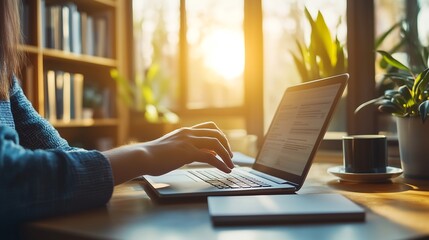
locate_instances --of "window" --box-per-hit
[132,0,409,146]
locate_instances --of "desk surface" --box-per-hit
[24,161,429,240]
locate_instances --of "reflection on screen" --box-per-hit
[257,83,341,176]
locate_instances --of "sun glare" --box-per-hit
[201,29,244,81]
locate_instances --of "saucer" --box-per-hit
[327,166,403,183]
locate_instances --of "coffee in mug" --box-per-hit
[342,135,387,173]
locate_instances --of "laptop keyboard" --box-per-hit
[189,169,272,189]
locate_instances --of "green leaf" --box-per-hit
[392,93,407,106]
[291,52,309,82]
[378,103,401,114]
[354,96,384,114]
[334,38,346,74]
[384,89,399,98]
[312,16,334,75]
[418,100,429,123]
[305,7,333,77]
[377,99,404,115]
[315,11,335,62]
[413,68,429,99]
[423,47,429,68]
[398,85,413,106]
[377,50,410,72]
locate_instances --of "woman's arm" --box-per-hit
[0,126,113,227]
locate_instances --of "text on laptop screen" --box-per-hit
[257,83,341,176]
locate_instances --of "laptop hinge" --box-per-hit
[249,170,297,187]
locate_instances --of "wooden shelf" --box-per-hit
[18,45,117,68]
[42,48,117,67]
[51,118,119,128]
[18,44,40,54]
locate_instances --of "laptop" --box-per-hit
[142,73,349,199]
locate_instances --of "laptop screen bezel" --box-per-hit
[251,73,349,190]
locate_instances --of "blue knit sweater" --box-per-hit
[0,78,113,237]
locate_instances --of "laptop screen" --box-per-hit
[253,74,348,186]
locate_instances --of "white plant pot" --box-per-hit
[396,117,429,180]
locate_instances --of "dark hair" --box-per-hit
[0,0,23,99]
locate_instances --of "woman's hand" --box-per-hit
[104,122,234,185]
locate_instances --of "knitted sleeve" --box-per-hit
[0,126,113,226]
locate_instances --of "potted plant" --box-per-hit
[110,64,179,141]
[356,15,429,180]
[356,50,429,179]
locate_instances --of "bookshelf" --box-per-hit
[18,0,132,150]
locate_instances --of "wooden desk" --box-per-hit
[24,162,429,240]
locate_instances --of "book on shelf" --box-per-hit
[23,65,35,104]
[55,70,66,120]
[46,70,57,122]
[62,72,71,122]
[73,73,84,120]
[61,5,71,52]
[71,6,82,54]
[81,12,95,56]
[46,5,62,50]
[95,16,107,58]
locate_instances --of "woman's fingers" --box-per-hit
[191,122,233,157]
[187,128,233,158]
[199,150,232,173]
[191,136,234,169]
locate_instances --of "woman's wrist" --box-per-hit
[103,144,148,185]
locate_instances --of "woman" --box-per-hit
[0,1,233,238]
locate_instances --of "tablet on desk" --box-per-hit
[208,193,365,225]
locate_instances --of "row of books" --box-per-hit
[44,70,116,122]
[44,70,85,122]
[43,2,112,58]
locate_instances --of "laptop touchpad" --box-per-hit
[153,174,198,183]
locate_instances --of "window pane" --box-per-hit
[262,0,346,132]
[132,0,180,110]
[186,0,244,109]
[374,0,406,134]
[419,0,429,46]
